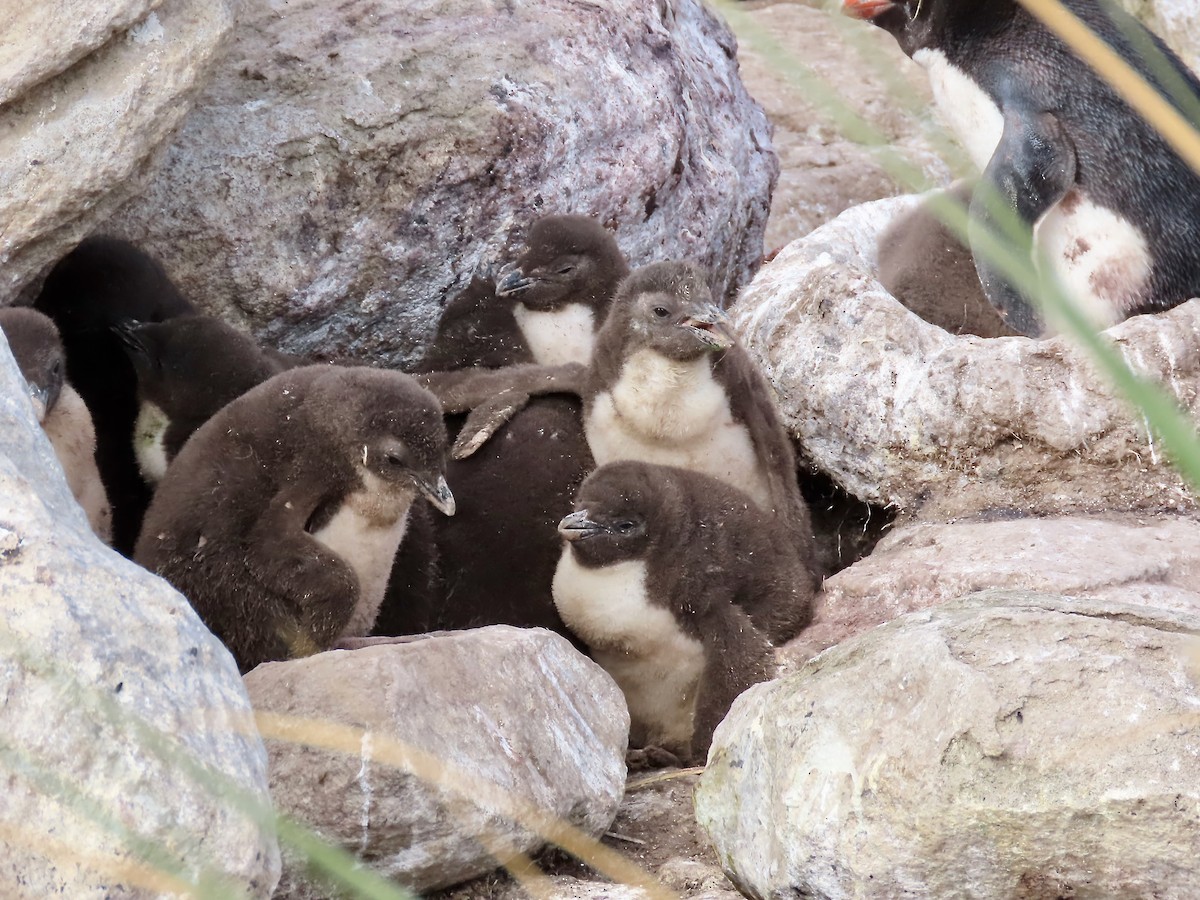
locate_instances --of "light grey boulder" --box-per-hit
[105,0,777,367]
[1,0,236,301]
[732,194,1200,520]
[0,330,279,894]
[244,627,629,896]
[697,591,1200,900]
[783,512,1200,668]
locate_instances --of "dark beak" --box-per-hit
[495,262,534,296]
[843,0,898,18]
[680,305,734,351]
[26,381,51,422]
[111,319,149,360]
[557,509,607,541]
[414,472,456,516]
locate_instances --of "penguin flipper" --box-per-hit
[969,109,1077,337]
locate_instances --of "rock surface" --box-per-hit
[784,512,1200,668]
[697,591,1200,900]
[732,194,1200,520]
[0,0,236,302]
[244,627,629,896]
[106,0,777,367]
[0,332,279,895]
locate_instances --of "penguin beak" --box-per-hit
[557,509,606,541]
[495,262,534,296]
[25,381,50,423]
[842,0,898,18]
[111,319,149,359]
[415,472,456,516]
[680,305,734,351]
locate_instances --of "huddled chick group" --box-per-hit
[4,216,819,768]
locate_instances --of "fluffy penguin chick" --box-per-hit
[135,365,454,673]
[584,260,818,572]
[877,181,1017,338]
[113,315,298,483]
[377,215,629,638]
[553,462,781,765]
[420,214,630,372]
[34,236,196,553]
[0,308,112,543]
[847,0,1200,337]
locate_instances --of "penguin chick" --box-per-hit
[0,307,112,543]
[847,0,1200,337]
[553,462,780,765]
[135,365,454,673]
[584,261,818,570]
[375,216,629,638]
[877,181,1017,338]
[113,315,298,483]
[34,236,196,553]
[420,214,630,372]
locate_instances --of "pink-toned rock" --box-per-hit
[783,513,1200,669]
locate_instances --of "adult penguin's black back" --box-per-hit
[847,0,1200,336]
[35,237,196,553]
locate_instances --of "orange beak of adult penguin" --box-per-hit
[843,0,898,18]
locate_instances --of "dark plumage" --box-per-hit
[553,462,784,765]
[847,0,1200,336]
[0,307,111,542]
[136,366,453,672]
[877,181,1017,338]
[34,236,196,553]
[376,216,628,638]
[112,314,299,483]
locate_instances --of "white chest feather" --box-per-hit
[134,400,171,484]
[514,302,596,366]
[1035,195,1151,327]
[552,552,705,750]
[913,48,1005,172]
[585,349,769,507]
[311,472,413,639]
[42,385,112,545]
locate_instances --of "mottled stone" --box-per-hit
[0,0,235,301]
[0,328,279,896]
[784,513,1200,668]
[106,0,777,367]
[732,195,1200,520]
[698,591,1200,900]
[245,627,628,895]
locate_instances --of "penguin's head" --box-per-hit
[311,367,455,516]
[113,315,277,419]
[495,215,630,312]
[843,0,946,53]
[616,261,735,361]
[0,307,67,423]
[558,462,658,567]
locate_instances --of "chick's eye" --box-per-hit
[653,307,670,319]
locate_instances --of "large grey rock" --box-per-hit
[784,513,1200,668]
[0,333,279,894]
[697,591,1200,900]
[106,0,777,367]
[0,0,236,301]
[733,195,1200,520]
[244,627,629,895]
